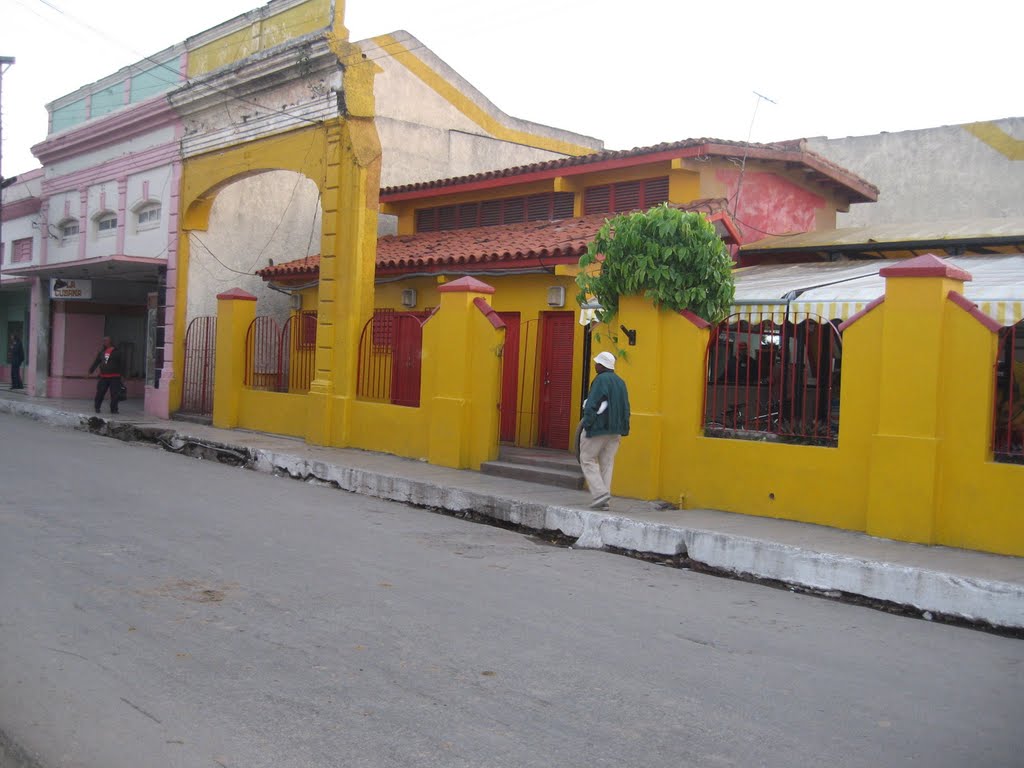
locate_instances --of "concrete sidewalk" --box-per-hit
[2,388,1022,631]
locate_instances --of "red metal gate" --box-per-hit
[356,309,427,407]
[280,311,317,393]
[180,315,216,415]
[537,311,574,450]
[390,314,424,407]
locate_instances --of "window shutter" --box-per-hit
[502,198,525,224]
[13,238,32,263]
[457,203,480,228]
[480,200,502,227]
[527,195,551,221]
[642,177,670,208]
[553,192,575,220]
[611,181,640,213]
[584,185,611,215]
[437,205,457,231]
[415,209,437,233]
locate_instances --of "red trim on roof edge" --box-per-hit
[878,253,972,281]
[438,276,496,294]
[217,288,257,301]
[679,309,710,329]
[838,296,885,332]
[473,297,506,329]
[380,140,878,204]
[947,291,1002,333]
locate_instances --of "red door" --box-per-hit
[498,312,520,443]
[390,314,423,407]
[537,312,574,449]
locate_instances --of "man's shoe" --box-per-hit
[94,408,101,414]
[589,494,611,511]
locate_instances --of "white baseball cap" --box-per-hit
[594,351,616,370]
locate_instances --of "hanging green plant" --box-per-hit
[576,204,736,324]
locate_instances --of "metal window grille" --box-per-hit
[993,321,1024,463]
[704,310,843,446]
[244,316,281,391]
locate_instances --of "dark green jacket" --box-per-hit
[582,370,630,437]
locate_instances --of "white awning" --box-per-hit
[730,255,1024,326]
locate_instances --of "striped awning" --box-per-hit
[729,256,1024,327]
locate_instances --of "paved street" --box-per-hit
[1,414,1022,768]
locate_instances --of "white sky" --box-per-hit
[1,0,1021,176]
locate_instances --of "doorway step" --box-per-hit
[480,445,584,489]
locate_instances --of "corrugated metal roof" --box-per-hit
[740,218,1024,254]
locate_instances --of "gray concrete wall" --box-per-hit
[807,117,1024,227]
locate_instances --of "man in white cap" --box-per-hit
[579,351,631,510]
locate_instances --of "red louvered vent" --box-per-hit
[527,195,551,221]
[642,177,670,208]
[480,200,502,227]
[584,185,611,215]
[612,181,640,213]
[503,198,525,224]
[553,192,575,219]
[457,203,480,228]
[415,208,438,233]
[437,205,457,231]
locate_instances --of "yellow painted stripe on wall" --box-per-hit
[964,122,1024,161]
[372,34,596,158]
[188,0,333,78]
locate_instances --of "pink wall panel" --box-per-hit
[64,313,105,376]
[716,169,825,242]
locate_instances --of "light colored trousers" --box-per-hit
[579,433,622,500]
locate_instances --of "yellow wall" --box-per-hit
[348,400,429,458]
[188,0,336,77]
[375,272,584,449]
[238,389,308,438]
[609,279,1023,557]
[938,301,1024,556]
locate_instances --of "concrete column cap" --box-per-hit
[878,253,972,281]
[437,276,495,294]
[216,288,257,301]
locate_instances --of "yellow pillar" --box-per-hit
[425,277,505,469]
[612,295,665,499]
[866,254,972,544]
[306,117,382,447]
[212,288,257,430]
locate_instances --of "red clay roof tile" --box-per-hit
[257,200,736,280]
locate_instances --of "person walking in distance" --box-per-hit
[88,335,123,414]
[8,334,25,390]
[579,351,630,510]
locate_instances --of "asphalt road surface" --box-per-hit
[1,413,1022,768]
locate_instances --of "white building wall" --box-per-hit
[807,117,1024,227]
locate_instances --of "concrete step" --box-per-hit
[480,460,585,490]
[497,446,580,472]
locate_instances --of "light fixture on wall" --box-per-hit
[401,288,417,308]
[546,286,566,308]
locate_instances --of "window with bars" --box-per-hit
[415,192,575,232]
[12,238,32,263]
[584,177,670,215]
